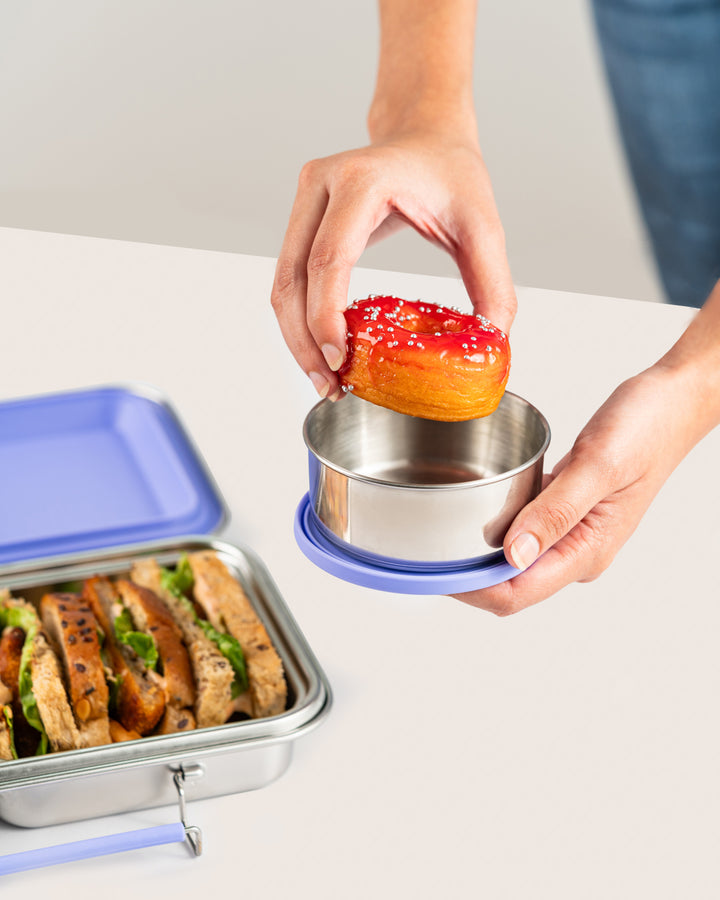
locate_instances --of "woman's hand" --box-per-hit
[271,131,516,400]
[454,338,720,615]
[271,0,513,398]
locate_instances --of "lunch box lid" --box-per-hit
[294,494,520,595]
[0,384,227,565]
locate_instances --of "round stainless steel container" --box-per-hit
[303,391,550,567]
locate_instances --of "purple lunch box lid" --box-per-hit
[0,384,227,565]
[294,494,520,595]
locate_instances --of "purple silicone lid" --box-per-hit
[0,384,226,564]
[294,494,520,595]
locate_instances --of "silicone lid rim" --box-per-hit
[294,494,520,595]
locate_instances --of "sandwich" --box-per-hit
[131,550,286,722]
[82,576,195,737]
[130,557,237,728]
[186,551,286,719]
[40,592,112,747]
[0,591,85,756]
[0,550,287,759]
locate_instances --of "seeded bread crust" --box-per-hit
[31,631,81,752]
[156,704,196,734]
[40,593,111,749]
[82,577,165,736]
[130,558,235,728]
[189,551,287,719]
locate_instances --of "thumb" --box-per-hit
[503,454,607,570]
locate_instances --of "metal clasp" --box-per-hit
[172,764,205,857]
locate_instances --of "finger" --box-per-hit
[306,187,391,372]
[451,522,604,615]
[551,450,573,477]
[502,453,611,572]
[271,166,340,396]
[454,477,652,615]
[454,216,517,335]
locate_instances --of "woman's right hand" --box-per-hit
[270,129,517,399]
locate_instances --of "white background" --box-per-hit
[0,0,661,303]
[0,230,717,898]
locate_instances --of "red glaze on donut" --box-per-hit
[338,296,510,421]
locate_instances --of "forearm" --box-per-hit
[651,279,720,449]
[369,0,478,142]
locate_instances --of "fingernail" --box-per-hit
[308,371,329,398]
[321,343,344,372]
[327,388,343,402]
[508,533,540,570]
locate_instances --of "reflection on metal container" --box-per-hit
[304,392,550,566]
[0,537,331,828]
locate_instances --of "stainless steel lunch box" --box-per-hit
[0,536,331,828]
[304,392,550,566]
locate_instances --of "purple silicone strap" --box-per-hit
[0,822,186,876]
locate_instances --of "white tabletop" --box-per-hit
[0,227,717,899]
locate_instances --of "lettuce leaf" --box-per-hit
[161,556,248,695]
[196,618,248,697]
[53,580,83,594]
[114,607,158,670]
[161,554,194,598]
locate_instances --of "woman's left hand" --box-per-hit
[453,360,714,614]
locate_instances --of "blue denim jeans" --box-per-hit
[591,0,720,306]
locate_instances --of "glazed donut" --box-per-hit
[338,296,510,422]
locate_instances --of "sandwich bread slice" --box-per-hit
[114,579,196,734]
[40,592,112,748]
[0,593,81,753]
[82,576,165,736]
[130,558,235,728]
[188,551,286,719]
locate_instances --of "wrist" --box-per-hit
[645,359,720,454]
[369,0,478,144]
[368,92,478,145]
[651,279,720,439]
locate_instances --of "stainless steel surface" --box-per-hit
[0,537,331,827]
[174,765,204,856]
[304,392,550,564]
